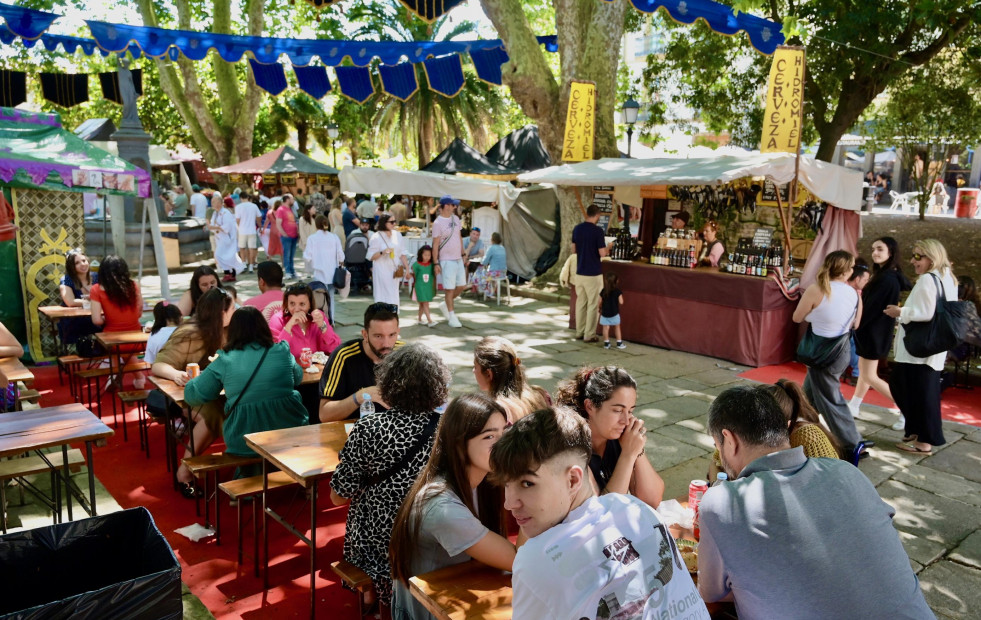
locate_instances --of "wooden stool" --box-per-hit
[57,355,108,401]
[118,390,150,454]
[182,453,262,542]
[218,472,296,576]
[331,560,374,617]
[0,449,86,533]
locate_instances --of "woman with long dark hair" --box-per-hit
[389,393,515,620]
[367,213,410,310]
[767,379,846,459]
[849,237,911,429]
[555,365,664,509]
[472,336,549,422]
[58,249,100,344]
[152,288,235,497]
[330,343,451,611]
[90,255,145,386]
[268,283,340,360]
[184,306,307,465]
[793,250,866,462]
[177,265,223,316]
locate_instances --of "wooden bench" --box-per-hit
[76,361,150,439]
[219,471,297,576]
[0,449,86,533]
[57,354,109,400]
[331,559,374,617]
[118,390,152,455]
[17,389,41,405]
[183,453,262,541]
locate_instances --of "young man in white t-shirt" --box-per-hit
[491,408,709,620]
[235,193,262,272]
[431,195,467,328]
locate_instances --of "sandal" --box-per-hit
[179,480,204,499]
[895,442,932,454]
[901,434,918,443]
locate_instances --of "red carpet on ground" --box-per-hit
[28,364,363,619]
[738,361,981,428]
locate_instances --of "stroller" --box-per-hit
[344,232,371,294]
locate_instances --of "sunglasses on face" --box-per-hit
[911,253,926,261]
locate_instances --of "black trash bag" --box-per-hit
[0,507,182,620]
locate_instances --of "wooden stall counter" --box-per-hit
[570,261,798,367]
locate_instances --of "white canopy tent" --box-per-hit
[517,152,864,211]
[339,166,522,217]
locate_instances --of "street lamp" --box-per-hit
[621,98,640,157]
[327,123,339,169]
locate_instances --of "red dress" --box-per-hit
[264,215,282,258]
[90,283,143,354]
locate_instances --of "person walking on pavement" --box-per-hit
[571,204,610,342]
[432,195,467,328]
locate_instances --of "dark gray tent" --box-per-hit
[485,125,552,172]
[421,138,522,177]
[74,118,117,141]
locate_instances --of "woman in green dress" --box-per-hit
[184,306,308,465]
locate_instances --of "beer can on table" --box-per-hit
[689,479,709,540]
[299,347,313,368]
[186,362,200,378]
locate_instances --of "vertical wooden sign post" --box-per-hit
[564,80,597,218]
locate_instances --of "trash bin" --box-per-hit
[954,188,979,218]
[159,223,181,269]
[0,507,182,619]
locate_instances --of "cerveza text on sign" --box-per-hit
[760,46,806,154]
[563,81,596,162]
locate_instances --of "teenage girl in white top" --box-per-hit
[793,250,866,460]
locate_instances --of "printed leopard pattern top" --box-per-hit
[330,407,439,605]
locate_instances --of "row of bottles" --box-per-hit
[725,239,784,277]
[650,245,697,269]
[610,228,634,261]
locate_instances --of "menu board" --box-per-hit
[752,227,774,247]
[593,186,614,232]
[759,180,790,205]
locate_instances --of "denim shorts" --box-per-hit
[600,314,621,326]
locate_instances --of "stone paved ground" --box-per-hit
[10,257,978,618]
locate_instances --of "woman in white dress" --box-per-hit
[367,213,410,309]
[210,196,244,282]
[329,198,346,247]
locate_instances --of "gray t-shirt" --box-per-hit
[391,478,488,620]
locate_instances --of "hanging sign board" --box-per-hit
[316,174,333,184]
[592,186,614,232]
[262,174,278,185]
[640,185,668,199]
[280,174,296,185]
[563,81,596,162]
[228,173,244,184]
[760,46,806,154]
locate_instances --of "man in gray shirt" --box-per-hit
[698,385,934,620]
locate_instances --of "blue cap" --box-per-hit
[439,195,460,205]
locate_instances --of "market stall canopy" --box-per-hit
[421,138,522,178]
[339,166,521,215]
[485,125,552,172]
[210,145,340,175]
[149,144,202,167]
[517,152,863,211]
[0,107,150,197]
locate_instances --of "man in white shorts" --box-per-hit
[490,408,710,620]
[235,192,262,272]
[431,195,467,328]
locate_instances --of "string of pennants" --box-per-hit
[0,1,783,104]
[0,67,142,108]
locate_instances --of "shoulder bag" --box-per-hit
[796,297,858,369]
[364,412,439,487]
[224,346,270,418]
[903,274,976,357]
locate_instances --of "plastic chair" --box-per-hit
[483,275,511,305]
[889,191,907,212]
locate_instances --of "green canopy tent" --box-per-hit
[211,145,341,176]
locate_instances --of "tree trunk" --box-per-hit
[297,125,309,154]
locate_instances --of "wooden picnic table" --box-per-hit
[0,403,113,523]
[38,305,93,355]
[0,356,35,387]
[245,420,350,618]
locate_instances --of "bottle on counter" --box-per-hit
[688,244,696,269]
[360,393,375,416]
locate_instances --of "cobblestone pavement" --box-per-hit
[14,259,972,619]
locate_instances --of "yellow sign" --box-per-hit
[563,81,596,162]
[262,174,278,185]
[760,46,805,153]
[228,173,244,184]
[280,174,296,185]
[316,174,333,184]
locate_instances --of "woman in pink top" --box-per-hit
[276,194,300,279]
[268,283,340,359]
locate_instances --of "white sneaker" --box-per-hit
[133,375,146,390]
[448,315,462,328]
[438,301,450,319]
[891,415,906,431]
[616,342,627,350]
[848,400,861,417]
[428,321,438,328]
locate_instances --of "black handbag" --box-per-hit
[796,297,857,369]
[903,274,974,357]
[796,326,850,369]
[76,333,107,358]
[332,265,348,289]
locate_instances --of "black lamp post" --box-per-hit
[621,98,640,157]
[327,123,339,169]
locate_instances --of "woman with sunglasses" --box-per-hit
[367,213,410,310]
[151,288,236,497]
[390,393,515,620]
[884,240,957,455]
[268,283,340,361]
[848,237,911,427]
